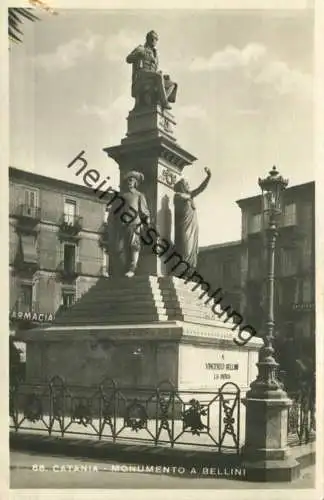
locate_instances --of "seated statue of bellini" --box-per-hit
[126,30,178,110]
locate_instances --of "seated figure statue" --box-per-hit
[126,30,178,110]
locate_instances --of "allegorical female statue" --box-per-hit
[173,167,212,271]
[107,171,151,278]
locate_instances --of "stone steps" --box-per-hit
[54,313,168,325]
[53,275,239,329]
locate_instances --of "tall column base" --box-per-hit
[241,397,300,482]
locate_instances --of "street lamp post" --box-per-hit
[249,166,288,398]
[242,166,300,482]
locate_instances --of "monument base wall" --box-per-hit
[21,322,261,396]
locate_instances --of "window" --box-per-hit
[302,278,313,303]
[63,244,76,273]
[248,213,262,234]
[62,291,75,308]
[302,238,313,269]
[20,284,33,310]
[248,255,260,280]
[19,234,38,264]
[279,277,298,307]
[23,189,39,217]
[64,199,76,225]
[280,248,298,276]
[282,203,297,226]
[25,189,38,208]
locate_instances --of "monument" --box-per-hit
[19,31,262,396]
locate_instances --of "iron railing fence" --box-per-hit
[287,388,315,445]
[10,377,242,454]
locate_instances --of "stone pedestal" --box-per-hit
[103,103,197,276]
[20,276,262,395]
[242,397,300,481]
[241,365,301,482]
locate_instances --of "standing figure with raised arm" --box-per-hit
[173,167,212,272]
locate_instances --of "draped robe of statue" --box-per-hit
[173,176,211,271]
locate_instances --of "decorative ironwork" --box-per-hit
[13,204,41,233]
[58,214,83,237]
[158,396,172,430]
[288,389,316,445]
[248,167,290,399]
[9,377,244,453]
[52,396,64,420]
[101,399,113,425]
[56,261,82,280]
[71,399,93,427]
[23,394,43,423]
[124,400,148,432]
[182,399,208,435]
[222,399,236,437]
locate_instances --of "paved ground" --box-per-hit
[10,450,315,489]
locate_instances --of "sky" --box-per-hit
[9,8,314,245]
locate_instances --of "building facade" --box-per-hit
[197,240,242,312]
[237,181,315,344]
[9,167,110,337]
[198,181,315,347]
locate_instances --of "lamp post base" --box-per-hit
[241,457,300,482]
[242,396,300,482]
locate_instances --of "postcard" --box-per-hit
[4,1,322,499]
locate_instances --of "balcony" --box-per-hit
[278,225,305,245]
[58,214,83,239]
[57,261,82,280]
[13,258,39,275]
[13,204,41,232]
[292,302,315,312]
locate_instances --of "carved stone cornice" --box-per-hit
[104,136,197,172]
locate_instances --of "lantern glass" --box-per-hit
[275,184,284,212]
[261,182,284,214]
[259,167,288,231]
[261,189,273,212]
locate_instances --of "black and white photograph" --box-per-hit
[6,1,321,496]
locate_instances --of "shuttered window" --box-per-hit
[20,234,38,263]
[64,199,76,225]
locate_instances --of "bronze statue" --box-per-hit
[126,30,178,110]
[173,167,212,272]
[107,171,151,278]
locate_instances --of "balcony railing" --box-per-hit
[57,261,82,280]
[13,204,41,230]
[13,254,39,274]
[292,302,315,311]
[58,214,83,237]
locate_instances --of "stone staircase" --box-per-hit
[53,275,237,330]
